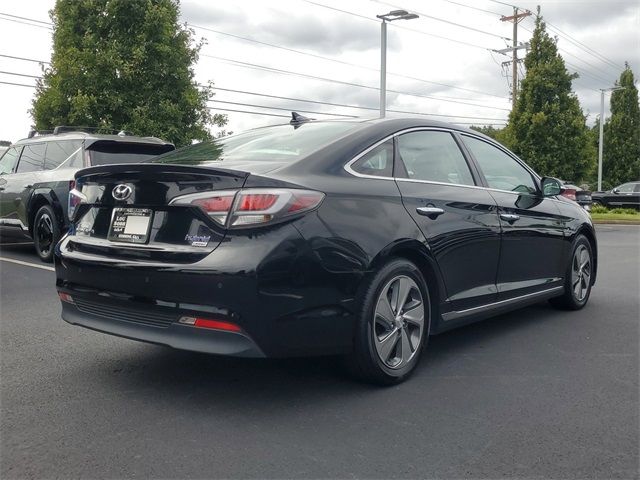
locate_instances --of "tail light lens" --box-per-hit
[561,188,577,201]
[68,180,87,221]
[171,188,324,228]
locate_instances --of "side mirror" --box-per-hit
[541,177,562,197]
[612,188,619,194]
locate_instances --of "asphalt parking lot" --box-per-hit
[0,226,638,479]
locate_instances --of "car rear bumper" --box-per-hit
[60,298,265,357]
[55,222,359,358]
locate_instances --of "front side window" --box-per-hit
[397,131,475,186]
[44,140,84,170]
[16,143,46,173]
[0,146,21,174]
[462,135,537,194]
[350,140,394,177]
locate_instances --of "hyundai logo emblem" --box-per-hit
[112,184,133,201]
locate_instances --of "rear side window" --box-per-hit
[350,140,394,177]
[88,142,174,166]
[0,146,21,174]
[16,143,46,173]
[462,135,537,194]
[44,140,84,170]
[397,131,475,186]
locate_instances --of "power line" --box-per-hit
[0,53,49,64]
[0,11,508,101]
[210,99,359,118]
[298,0,499,52]
[213,87,507,120]
[190,23,507,100]
[0,80,36,88]
[0,70,40,79]
[0,12,50,25]
[207,106,291,118]
[434,0,503,16]
[0,14,52,30]
[370,0,510,40]
[203,54,512,111]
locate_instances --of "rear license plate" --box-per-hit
[108,208,153,244]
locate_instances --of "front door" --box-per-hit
[394,129,502,311]
[460,134,566,300]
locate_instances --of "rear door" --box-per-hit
[2,142,46,229]
[394,129,501,311]
[460,134,566,300]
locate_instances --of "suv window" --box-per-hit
[44,140,84,170]
[397,131,475,186]
[350,140,394,177]
[616,183,635,193]
[0,146,21,174]
[16,143,46,173]
[462,135,537,194]
[88,141,174,166]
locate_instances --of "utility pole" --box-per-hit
[597,86,626,191]
[500,8,531,109]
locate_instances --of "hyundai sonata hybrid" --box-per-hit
[55,117,597,384]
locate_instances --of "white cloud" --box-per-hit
[0,0,637,143]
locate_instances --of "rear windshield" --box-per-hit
[151,122,360,166]
[88,141,174,166]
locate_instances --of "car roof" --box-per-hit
[12,131,173,147]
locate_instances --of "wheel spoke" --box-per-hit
[375,294,395,328]
[376,329,400,363]
[394,277,412,313]
[400,328,413,365]
[403,301,424,327]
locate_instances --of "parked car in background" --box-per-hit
[0,127,174,261]
[591,182,640,210]
[55,117,597,385]
[560,181,592,211]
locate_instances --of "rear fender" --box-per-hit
[28,188,67,234]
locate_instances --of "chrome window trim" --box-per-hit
[343,127,570,204]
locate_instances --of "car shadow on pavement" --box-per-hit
[79,301,566,409]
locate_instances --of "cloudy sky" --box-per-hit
[0,0,638,142]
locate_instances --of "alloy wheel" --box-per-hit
[571,244,591,302]
[373,275,425,369]
[37,212,54,255]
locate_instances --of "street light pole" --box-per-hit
[597,86,625,191]
[377,10,419,118]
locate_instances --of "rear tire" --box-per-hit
[33,204,60,263]
[346,258,430,385]
[549,234,593,310]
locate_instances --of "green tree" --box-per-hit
[32,0,226,147]
[504,11,593,182]
[603,64,640,187]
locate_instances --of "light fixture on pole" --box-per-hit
[597,86,625,191]
[377,10,419,118]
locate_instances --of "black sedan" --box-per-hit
[591,181,640,210]
[55,117,597,384]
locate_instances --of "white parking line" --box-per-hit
[0,257,55,272]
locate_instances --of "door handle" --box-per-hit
[0,186,4,191]
[416,206,445,218]
[499,213,520,223]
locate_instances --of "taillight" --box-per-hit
[68,180,87,221]
[171,188,324,228]
[561,188,577,201]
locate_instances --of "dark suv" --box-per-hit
[0,128,174,261]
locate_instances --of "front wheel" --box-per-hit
[33,204,60,263]
[549,234,593,310]
[347,258,430,385]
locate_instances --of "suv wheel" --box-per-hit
[34,205,60,263]
[347,258,430,385]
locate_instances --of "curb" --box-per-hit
[592,219,640,225]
